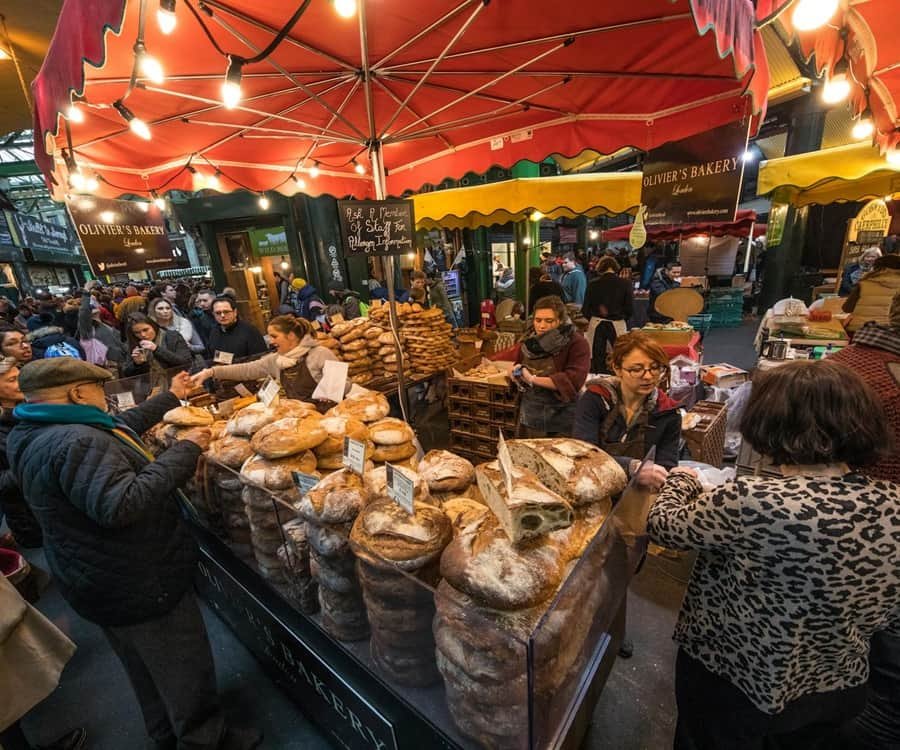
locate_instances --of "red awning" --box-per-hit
[32,0,770,201]
[602,208,763,241]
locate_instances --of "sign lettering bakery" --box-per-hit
[67,196,178,274]
[640,119,750,226]
[337,200,415,257]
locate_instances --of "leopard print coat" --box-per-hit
[648,471,900,713]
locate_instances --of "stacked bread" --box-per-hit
[206,433,255,558]
[278,517,319,614]
[433,439,628,749]
[369,300,421,380]
[328,389,390,424]
[331,318,375,385]
[417,449,477,505]
[400,308,457,377]
[350,489,452,687]
[364,325,385,380]
[374,330,407,382]
[314,414,371,471]
[368,417,417,465]
[295,469,372,640]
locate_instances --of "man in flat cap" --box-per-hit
[6,359,261,750]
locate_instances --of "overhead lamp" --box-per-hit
[822,62,850,105]
[792,0,839,31]
[250,265,263,274]
[352,159,365,175]
[222,56,243,109]
[69,168,87,192]
[84,174,100,193]
[206,171,222,190]
[150,190,166,210]
[65,104,84,123]
[157,0,177,34]
[100,210,116,223]
[741,149,756,163]
[291,174,306,190]
[530,210,544,222]
[852,111,875,140]
[886,149,900,167]
[0,48,10,61]
[309,162,320,179]
[522,235,531,246]
[333,0,357,19]
[885,195,894,202]
[258,193,271,210]
[280,256,289,271]
[135,44,164,84]
[113,100,151,140]
[588,229,599,240]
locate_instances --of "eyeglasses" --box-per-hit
[213,310,234,317]
[622,364,665,377]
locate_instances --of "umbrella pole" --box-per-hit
[743,224,755,275]
[371,146,410,422]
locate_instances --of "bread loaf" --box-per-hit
[505,438,626,507]
[368,417,415,446]
[226,402,273,436]
[163,405,214,426]
[350,499,451,571]
[207,434,254,469]
[418,450,475,492]
[441,497,488,533]
[329,391,390,422]
[241,452,317,490]
[371,441,416,463]
[249,416,327,458]
[296,469,369,525]
[363,464,431,505]
[314,415,369,456]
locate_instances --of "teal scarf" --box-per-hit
[14,403,118,429]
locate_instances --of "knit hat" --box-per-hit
[890,290,900,330]
[19,358,113,396]
[291,278,307,290]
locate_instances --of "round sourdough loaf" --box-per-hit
[368,417,415,446]
[350,499,451,570]
[418,450,475,492]
[296,468,369,524]
[249,416,327,458]
[241,452,317,490]
[163,405,214,426]
[314,415,370,456]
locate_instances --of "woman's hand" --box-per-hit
[191,368,214,388]
[139,339,157,352]
[131,347,146,363]
[519,366,534,385]
[630,460,669,491]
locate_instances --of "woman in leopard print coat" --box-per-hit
[648,360,900,749]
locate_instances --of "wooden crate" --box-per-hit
[682,401,728,468]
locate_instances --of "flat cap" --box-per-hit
[19,358,113,395]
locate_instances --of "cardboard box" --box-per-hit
[701,363,749,389]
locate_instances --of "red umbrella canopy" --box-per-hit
[32,0,770,200]
[781,0,900,155]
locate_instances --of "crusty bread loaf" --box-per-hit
[329,391,390,423]
[241,452,317,490]
[350,499,451,570]
[249,416,327,459]
[476,461,573,544]
[505,438,626,507]
[273,399,321,420]
[296,468,369,525]
[363,464,431,505]
[368,417,415,446]
[418,449,475,492]
[207,434,254,469]
[371,441,416,463]
[314,415,370,456]
[226,402,273,436]
[441,497,489,533]
[163,405,214,426]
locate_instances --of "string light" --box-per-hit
[291,174,306,190]
[222,56,243,109]
[258,193,271,210]
[0,48,9,61]
[150,190,166,210]
[113,100,151,140]
[250,265,263,274]
[333,0,357,18]
[885,195,894,202]
[352,159,365,175]
[65,104,84,123]
[530,210,544,222]
[135,44,165,84]
[309,162,320,179]
[84,174,100,193]
[589,229,599,240]
[822,61,850,105]
[886,149,900,167]
[280,256,289,271]
[741,149,756,162]
[206,171,222,190]
[522,235,531,246]
[157,0,177,34]
[100,210,116,223]
[792,0,839,31]
[851,111,874,140]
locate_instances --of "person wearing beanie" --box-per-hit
[6,359,262,750]
[286,278,325,321]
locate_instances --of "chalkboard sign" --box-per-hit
[337,200,415,257]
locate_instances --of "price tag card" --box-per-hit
[386,463,415,515]
[497,430,515,499]
[115,391,136,410]
[258,377,281,407]
[214,350,234,364]
[342,437,367,476]
[292,471,320,497]
[234,383,252,398]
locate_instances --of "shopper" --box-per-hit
[0,573,85,750]
[207,297,268,362]
[648,360,900,749]
[527,269,564,314]
[492,295,589,437]
[114,285,146,323]
[409,271,429,306]
[193,315,338,403]
[11,302,34,334]
[582,257,635,372]
[26,323,85,361]
[842,253,900,332]
[0,329,32,367]
[273,271,292,312]
[572,332,678,489]
[123,313,192,378]
[77,282,125,372]
[190,289,217,350]
[7,359,261,750]
[561,252,587,306]
[648,262,682,323]
[0,358,41,548]
[325,281,363,319]
[147,297,205,357]
[840,246,882,296]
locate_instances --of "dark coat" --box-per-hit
[7,392,202,626]
[27,326,86,360]
[0,409,42,547]
[572,380,681,471]
[207,320,268,361]
[649,270,679,323]
[582,273,634,321]
[122,329,192,377]
[189,308,216,351]
[528,281,565,313]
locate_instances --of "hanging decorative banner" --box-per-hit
[629,206,648,249]
[67,196,177,274]
[337,200,415,257]
[640,120,749,226]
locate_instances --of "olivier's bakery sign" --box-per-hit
[640,119,749,226]
[67,196,177,274]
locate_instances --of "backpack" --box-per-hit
[43,340,83,359]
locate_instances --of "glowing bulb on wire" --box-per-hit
[137,49,165,84]
[69,169,87,191]
[822,71,850,104]
[85,175,100,193]
[157,0,177,34]
[333,0,356,18]
[129,118,152,140]
[258,194,271,210]
[530,210,544,222]
[353,159,365,175]
[792,0,839,31]
[206,172,222,190]
[292,174,306,190]
[309,162,320,179]
[66,104,84,123]
[222,56,243,109]
[886,149,900,167]
[852,117,874,141]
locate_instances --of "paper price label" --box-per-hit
[258,377,281,407]
[497,430,514,499]
[386,463,415,515]
[115,391,136,410]
[342,437,367,476]
[292,471,320,497]
[214,350,234,364]
[234,383,252,398]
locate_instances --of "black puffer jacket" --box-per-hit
[0,409,42,547]
[7,392,202,626]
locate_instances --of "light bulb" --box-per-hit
[138,51,165,84]
[0,48,9,61]
[100,210,116,223]
[886,149,900,167]
[292,174,306,190]
[85,176,100,193]
[852,118,874,140]
[206,172,221,190]
[157,0,177,34]
[885,195,894,202]
[153,195,166,210]
[522,236,531,246]
[258,194,271,210]
[353,159,365,175]
[589,230,599,240]
[129,117,152,140]
[222,56,243,109]
[309,162,320,179]
[66,104,84,123]
[250,265,262,274]
[741,149,756,162]
[69,169,87,191]
[334,0,356,18]
[792,0,839,31]
[137,201,150,212]
[530,210,544,222]
[280,257,289,270]
[822,73,850,104]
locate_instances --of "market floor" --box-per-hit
[14,319,760,750]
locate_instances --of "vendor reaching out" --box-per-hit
[193,315,337,404]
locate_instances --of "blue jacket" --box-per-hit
[561,266,587,306]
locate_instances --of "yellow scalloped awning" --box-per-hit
[412,173,642,230]
[757,143,900,206]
